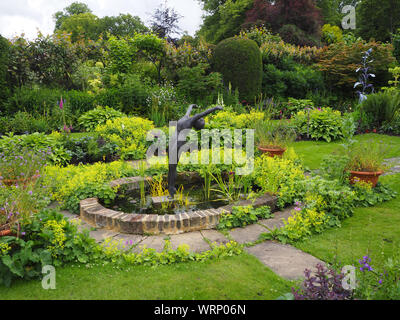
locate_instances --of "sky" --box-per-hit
[0,0,205,39]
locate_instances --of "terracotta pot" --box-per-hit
[1,174,39,187]
[349,170,383,187]
[258,146,286,157]
[0,224,11,237]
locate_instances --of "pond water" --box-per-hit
[103,183,230,215]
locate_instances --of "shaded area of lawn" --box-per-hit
[294,172,400,268]
[291,133,400,170]
[0,253,292,300]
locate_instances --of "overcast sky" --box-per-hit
[0,0,205,39]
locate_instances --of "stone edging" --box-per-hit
[80,176,277,235]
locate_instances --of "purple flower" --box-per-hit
[59,98,64,110]
[28,190,33,195]
[294,207,301,212]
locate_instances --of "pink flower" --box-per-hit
[59,98,63,110]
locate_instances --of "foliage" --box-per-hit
[244,0,322,46]
[317,40,396,94]
[60,134,119,165]
[0,209,100,287]
[356,0,400,43]
[321,24,343,45]
[78,106,126,132]
[212,37,262,103]
[292,263,353,300]
[0,35,9,111]
[217,205,272,229]
[43,161,136,213]
[0,133,71,166]
[353,181,397,207]
[206,109,264,129]
[355,254,400,300]
[252,153,305,208]
[0,147,47,182]
[197,0,254,44]
[358,91,400,130]
[261,63,325,99]
[293,107,354,142]
[345,140,385,172]
[263,176,356,243]
[283,98,314,118]
[255,119,296,149]
[177,64,223,105]
[393,29,400,63]
[95,116,154,160]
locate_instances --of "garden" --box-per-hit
[1,0,400,301]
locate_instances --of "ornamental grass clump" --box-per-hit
[255,119,296,150]
[346,140,385,172]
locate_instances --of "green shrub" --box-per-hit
[78,106,127,132]
[359,91,400,130]
[293,107,354,142]
[262,63,324,99]
[95,116,154,160]
[0,209,100,287]
[0,35,9,112]
[283,98,314,118]
[212,37,262,103]
[176,63,223,105]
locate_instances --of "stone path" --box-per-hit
[56,203,324,281]
[382,157,400,176]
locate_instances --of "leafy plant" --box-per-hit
[291,263,353,300]
[217,205,272,230]
[293,107,352,142]
[78,106,126,132]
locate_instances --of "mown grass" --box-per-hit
[290,133,400,170]
[0,253,292,300]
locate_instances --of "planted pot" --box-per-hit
[349,170,383,187]
[257,146,286,157]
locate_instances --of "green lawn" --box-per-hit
[0,253,291,300]
[290,133,400,170]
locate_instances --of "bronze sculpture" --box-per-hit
[167,104,223,198]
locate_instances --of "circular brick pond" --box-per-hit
[80,172,277,235]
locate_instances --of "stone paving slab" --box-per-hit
[89,229,119,243]
[246,241,325,280]
[134,235,166,253]
[228,207,294,244]
[200,229,230,246]
[228,223,269,244]
[169,231,211,253]
[112,233,147,248]
[258,207,293,231]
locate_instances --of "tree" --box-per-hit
[58,12,100,42]
[356,0,400,42]
[244,0,323,45]
[53,2,92,31]
[197,0,253,44]
[150,3,182,42]
[98,14,149,39]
